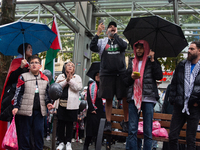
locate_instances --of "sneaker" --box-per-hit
[56,142,64,150]
[79,139,83,144]
[104,121,112,132]
[120,120,129,133]
[71,138,75,143]
[66,142,72,150]
[46,135,51,141]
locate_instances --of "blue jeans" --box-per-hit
[126,101,154,150]
[18,110,44,150]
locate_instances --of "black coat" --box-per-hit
[161,84,174,114]
[169,60,200,107]
[124,57,163,102]
[86,81,105,137]
[0,66,29,122]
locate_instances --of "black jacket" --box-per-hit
[0,66,29,122]
[86,81,105,137]
[161,84,174,114]
[90,34,127,76]
[124,57,163,102]
[169,60,200,107]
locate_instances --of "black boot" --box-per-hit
[104,121,112,132]
[120,120,129,133]
[83,136,91,150]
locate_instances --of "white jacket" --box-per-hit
[54,73,82,110]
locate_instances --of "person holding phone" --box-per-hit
[90,21,129,132]
[123,40,162,150]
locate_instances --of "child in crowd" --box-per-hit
[12,55,53,149]
[72,104,86,144]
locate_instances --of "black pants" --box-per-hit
[84,136,93,147]
[73,129,84,139]
[169,105,200,150]
[57,119,73,144]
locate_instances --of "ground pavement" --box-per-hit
[43,136,163,150]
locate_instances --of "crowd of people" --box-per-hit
[0,20,200,150]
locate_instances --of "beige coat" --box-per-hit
[17,72,48,116]
[54,73,82,110]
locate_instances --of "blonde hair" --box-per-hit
[65,61,75,74]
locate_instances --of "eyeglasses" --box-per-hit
[30,62,40,65]
[66,64,75,67]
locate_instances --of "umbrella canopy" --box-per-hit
[123,15,188,58]
[0,20,56,56]
[86,62,100,81]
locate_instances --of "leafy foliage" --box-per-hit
[158,53,185,71]
[91,53,100,62]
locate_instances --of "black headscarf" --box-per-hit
[17,43,31,55]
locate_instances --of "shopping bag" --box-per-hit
[152,121,161,130]
[2,116,18,150]
[152,128,168,138]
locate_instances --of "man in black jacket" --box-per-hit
[124,40,162,150]
[90,21,129,132]
[169,41,200,150]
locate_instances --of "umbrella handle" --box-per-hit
[23,35,25,59]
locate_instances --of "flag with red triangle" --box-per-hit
[45,15,62,82]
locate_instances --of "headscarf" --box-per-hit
[132,40,150,112]
[17,43,31,55]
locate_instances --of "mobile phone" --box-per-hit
[98,19,104,25]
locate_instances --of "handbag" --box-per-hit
[2,116,18,150]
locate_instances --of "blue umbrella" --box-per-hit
[0,20,57,56]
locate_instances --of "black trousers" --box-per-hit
[57,119,73,144]
[169,105,200,150]
[73,129,84,139]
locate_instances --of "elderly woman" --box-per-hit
[56,61,82,150]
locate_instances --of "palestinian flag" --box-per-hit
[45,15,62,83]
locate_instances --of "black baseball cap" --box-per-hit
[107,21,117,29]
[135,42,143,48]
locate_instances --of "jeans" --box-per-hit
[169,105,200,150]
[126,101,154,150]
[18,110,44,150]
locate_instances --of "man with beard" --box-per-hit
[124,40,162,150]
[90,21,129,132]
[169,41,200,150]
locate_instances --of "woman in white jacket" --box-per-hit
[56,61,82,150]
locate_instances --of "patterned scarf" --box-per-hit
[89,81,98,110]
[132,40,150,112]
[183,60,200,115]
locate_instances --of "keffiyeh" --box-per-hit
[183,60,200,115]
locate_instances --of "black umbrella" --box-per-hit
[123,15,188,58]
[86,62,100,80]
